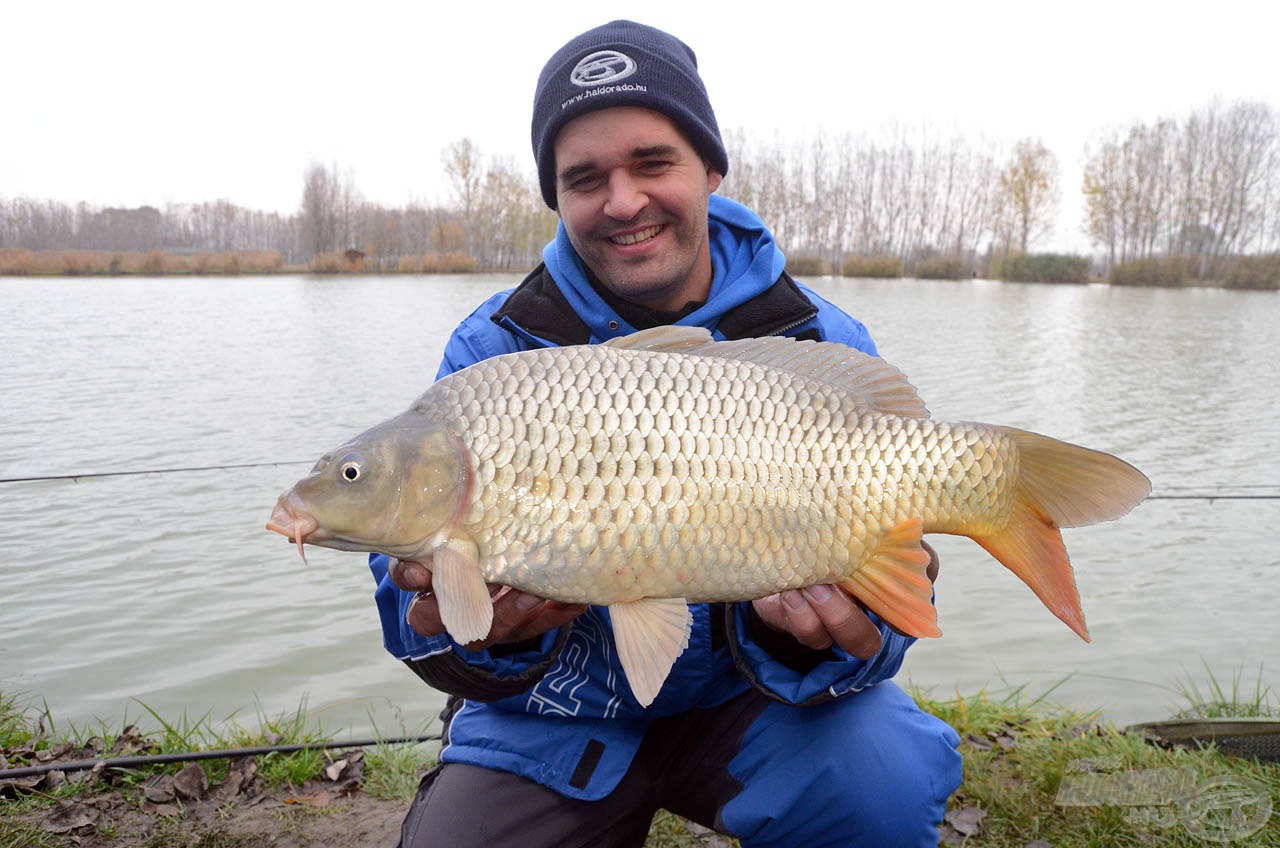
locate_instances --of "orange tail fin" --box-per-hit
[972,427,1151,642]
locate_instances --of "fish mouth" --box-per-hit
[266,497,320,566]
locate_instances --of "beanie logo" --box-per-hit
[569,50,637,87]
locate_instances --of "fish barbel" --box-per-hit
[267,326,1150,706]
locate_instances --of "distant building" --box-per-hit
[344,249,366,271]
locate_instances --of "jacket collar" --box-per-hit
[491,262,818,346]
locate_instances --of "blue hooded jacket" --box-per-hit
[368,194,919,800]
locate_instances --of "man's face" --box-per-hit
[553,107,723,312]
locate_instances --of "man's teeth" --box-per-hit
[610,225,663,245]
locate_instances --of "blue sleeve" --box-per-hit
[369,554,564,682]
[728,603,918,705]
[371,291,565,693]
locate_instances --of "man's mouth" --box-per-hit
[608,224,664,246]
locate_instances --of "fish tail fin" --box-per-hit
[839,517,941,639]
[971,427,1151,642]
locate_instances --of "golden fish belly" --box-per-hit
[426,344,1018,605]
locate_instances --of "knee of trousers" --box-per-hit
[720,682,963,847]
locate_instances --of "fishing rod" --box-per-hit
[0,461,312,484]
[0,463,1277,500]
[0,733,442,781]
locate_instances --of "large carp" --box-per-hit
[267,326,1150,706]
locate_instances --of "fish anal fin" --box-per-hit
[973,501,1090,642]
[840,517,940,638]
[608,597,693,707]
[430,538,494,645]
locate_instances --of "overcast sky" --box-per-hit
[6,0,1279,252]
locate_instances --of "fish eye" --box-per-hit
[337,453,364,483]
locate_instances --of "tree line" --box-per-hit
[2,99,1277,280]
[1082,100,1280,279]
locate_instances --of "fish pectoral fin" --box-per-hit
[430,538,493,646]
[840,517,941,639]
[608,598,693,708]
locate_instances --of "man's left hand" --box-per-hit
[751,541,940,659]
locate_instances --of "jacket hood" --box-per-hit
[542,194,787,342]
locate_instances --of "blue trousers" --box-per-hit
[398,681,961,847]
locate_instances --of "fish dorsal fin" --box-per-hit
[608,597,693,708]
[604,326,928,419]
[603,325,713,352]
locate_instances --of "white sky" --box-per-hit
[5,0,1279,252]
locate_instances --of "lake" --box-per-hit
[1,273,1277,738]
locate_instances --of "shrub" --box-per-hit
[140,250,167,275]
[0,248,36,275]
[61,251,101,275]
[244,250,283,273]
[398,255,422,272]
[913,256,967,280]
[786,255,826,276]
[1110,256,1193,286]
[1000,253,1090,284]
[420,251,479,273]
[1222,254,1280,290]
[308,251,344,273]
[841,255,903,278]
[223,253,242,275]
[191,252,214,275]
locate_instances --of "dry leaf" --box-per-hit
[285,790,332,807]
[142,774,177,803]
[945,805,986,836]
[44,800,99,834]
[172,763,208,800]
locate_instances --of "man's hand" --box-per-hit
[751,542,940,659]
[389,558,587,651]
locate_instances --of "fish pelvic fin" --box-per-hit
[841,517,940,638]
[971,427,1150,643]
[431,537,493,645]
[608,597,693,708]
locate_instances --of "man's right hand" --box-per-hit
[389,558,588,651]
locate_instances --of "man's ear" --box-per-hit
[707,170,723,193]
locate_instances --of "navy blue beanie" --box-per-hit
[531,20,729,209]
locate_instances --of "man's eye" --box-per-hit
[568,175,601,191]
[639,161,672,174]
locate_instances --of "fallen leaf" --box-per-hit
[945,805,986,837]
[172,764,208,800]
[142,774,177,803]
[324,759,349,781]
[285,790,332,807]
[41,769,66,791]
[213,756,259,801]
[139,800,182,817]
[938,823,966,845]
[0,776,44,797]
[44,800,99,834]
[964,733,994,751]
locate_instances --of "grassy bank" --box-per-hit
[2,686,1277,847]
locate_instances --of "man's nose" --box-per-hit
[603,172,648,220]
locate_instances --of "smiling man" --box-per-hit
[370,20,962,848]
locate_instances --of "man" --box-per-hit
[369,20,962,847]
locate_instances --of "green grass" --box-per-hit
[1173,663,1279,719]
[4,682,1279,846]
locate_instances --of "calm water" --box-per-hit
[1,274,1277,736]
